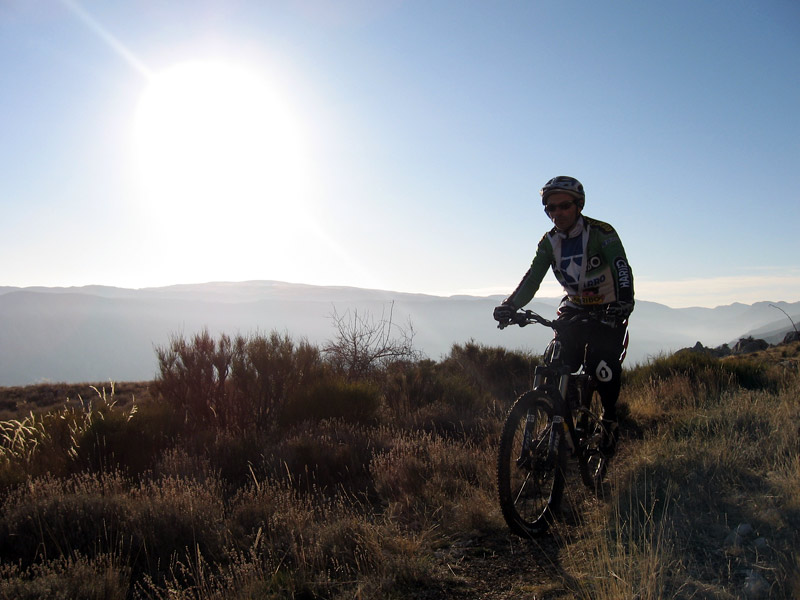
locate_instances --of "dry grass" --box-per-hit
[0,336,797,598]
[559,344,800,599]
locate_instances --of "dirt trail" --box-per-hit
[430,531,570,599]
[426,446,640,599]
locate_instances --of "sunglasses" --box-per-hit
[544,200,575,214]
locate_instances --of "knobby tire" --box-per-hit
[497,391,564,537]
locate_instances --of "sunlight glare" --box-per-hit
[132,60,310,258]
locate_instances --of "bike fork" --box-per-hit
[549,413,576,465]
[517,410,540,467]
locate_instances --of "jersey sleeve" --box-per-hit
[504,234,553,309]
[601,229,634,305]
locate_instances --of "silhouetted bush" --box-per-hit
[154,329,232,427]
[230,332,324,430]
[383,359,442,413]
[155,330,325,431]
[73,400,179,477]
[324,305,420,379]
[266,419,389,493]
[281,378,381,426]
[442,341,538,401]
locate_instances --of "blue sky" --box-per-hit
[1,0,798,308]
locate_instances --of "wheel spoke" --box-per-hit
[497,392,564,537]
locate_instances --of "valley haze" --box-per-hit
[1,281,798,387]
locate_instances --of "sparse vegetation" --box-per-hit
[0,329,797,599]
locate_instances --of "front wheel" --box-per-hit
[497,391,565,537]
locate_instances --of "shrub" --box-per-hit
[382,359,443,413]
[719,356,782,391]
[231,332,324,430]
[626,351,782,393]
[266,419,390,493]
[155,330,325,431]
[623,352,785,414]
[0,470,228,588]
[382,354,508,440]
[323,305,420,379]
[0,553,130,600]
[226,480,304,545]
[153,330,232,427]
[72,400,180,477]
[281,378,381,426]
[189,427,265,486]
[625,351,721,388]
[370,431,498,535]
[126,475,228,580]
[0,472,132,566]
[442,341,539,401]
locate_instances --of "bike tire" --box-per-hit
[577,388,610,492]
[497,391,565,537]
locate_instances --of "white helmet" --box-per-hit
[540,176,585,208]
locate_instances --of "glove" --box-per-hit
[493,304,515,323]
[605,301,633,319]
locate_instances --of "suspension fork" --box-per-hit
[548,370,577,462]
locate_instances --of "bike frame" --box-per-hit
[530,340,581,463]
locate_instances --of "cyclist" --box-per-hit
[493,176,634,454]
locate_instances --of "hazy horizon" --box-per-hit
[4,278,800,312]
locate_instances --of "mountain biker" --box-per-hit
[493,176,634,454]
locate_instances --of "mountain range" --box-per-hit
[1,281,798,386]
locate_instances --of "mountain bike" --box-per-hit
[496,309,616,537]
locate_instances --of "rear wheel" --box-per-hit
[577,388,610,492]
[497,391,564,537]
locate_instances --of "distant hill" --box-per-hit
[1,281,798,386]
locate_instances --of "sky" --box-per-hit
[1,0,798,309]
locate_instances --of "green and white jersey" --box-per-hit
[505,215,634,310]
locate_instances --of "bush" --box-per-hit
[0,472,227,585]
[2,333,799,597]
[155,330,325,431]
[231,332,324,430]
[323,305,420,379]
[0,473,131,566]
[384,346,525,412]
[153,330,232,427]
[0,553,130,600]
[370,431,498,535]
[73,400,179,477]
[442,341,538,401]
[625,351,781,397]
[383,359,443,413]
[281,378,381,426]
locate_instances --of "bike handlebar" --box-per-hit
[497,309,618,331]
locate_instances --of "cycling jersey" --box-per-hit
[505,215,634,311]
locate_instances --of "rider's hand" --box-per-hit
[605,301,633,320]
[493,304,515,323]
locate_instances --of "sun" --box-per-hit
[132,60,309,254]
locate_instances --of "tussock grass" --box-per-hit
[560,477,681,600]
